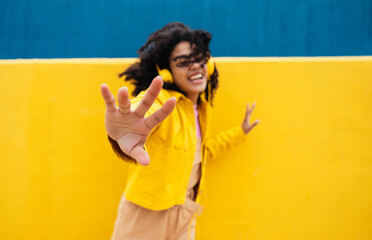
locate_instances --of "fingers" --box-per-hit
[245,102,256,117]
[130,146,150,166]
[244,103,250,121]
[144,97,177,130]
[242,102,259,134]
[244,119,260,134]
[250,102,256,114]
[100,84,117,112]
[245,102,257,122]
[117,86,131,114]
[250,119,260,130]
[133,76,164,118]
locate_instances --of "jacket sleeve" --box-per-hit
[203,125,247,160]
[106,92,163,164]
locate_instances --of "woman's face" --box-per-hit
[169,41,208,104]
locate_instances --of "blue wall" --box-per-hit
[1,0,371,59]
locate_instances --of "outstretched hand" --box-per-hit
[241,102,260,134]
[100,76,177,165]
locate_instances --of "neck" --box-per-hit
[187,93,199,105]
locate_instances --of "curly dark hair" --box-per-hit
[119,22,219,104]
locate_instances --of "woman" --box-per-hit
[100,22,259,240]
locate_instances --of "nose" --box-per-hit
[189,61,202,70]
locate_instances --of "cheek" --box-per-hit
[172,69,187,80]
[171,69,188,86]
[170,65,181,76]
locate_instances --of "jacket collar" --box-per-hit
[165,89,209,107]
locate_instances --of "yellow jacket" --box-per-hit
[110,88,246,210]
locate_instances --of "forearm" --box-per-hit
[204,125,247,160]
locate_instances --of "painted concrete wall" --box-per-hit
[1,0,372,59]
[0,57,371,239]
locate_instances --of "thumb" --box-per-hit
[130,146,150,166]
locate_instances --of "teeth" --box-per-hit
[190,74,203,80]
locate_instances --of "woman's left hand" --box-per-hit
[241,103,260,134]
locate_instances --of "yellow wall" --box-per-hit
[0,57,371,239]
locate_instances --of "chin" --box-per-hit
[192,84,207,92]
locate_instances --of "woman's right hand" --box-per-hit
[100,76,177,166]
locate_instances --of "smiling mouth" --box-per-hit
[189,73,203,81]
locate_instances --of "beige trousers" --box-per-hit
[111,190,202,240]
[111,138,203,240]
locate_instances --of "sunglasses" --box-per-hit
[171,53,208,68]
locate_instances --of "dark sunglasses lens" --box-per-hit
[176,56,207,68]
[179,61,190,67]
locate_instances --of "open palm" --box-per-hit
[101,76,177,165]
[241,102,260,134]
